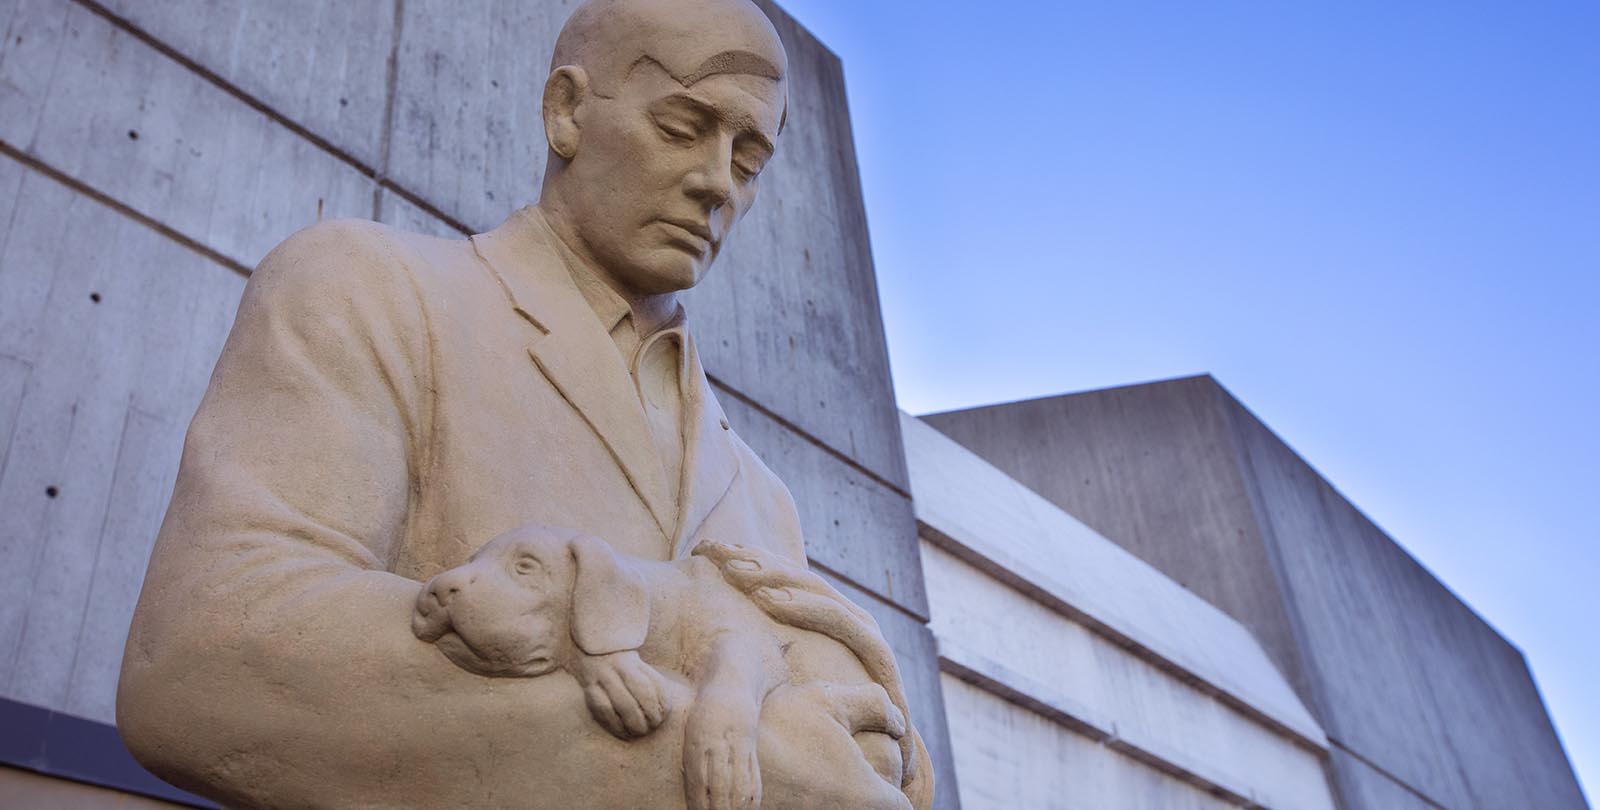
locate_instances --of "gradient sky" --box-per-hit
[773,0,1598,800]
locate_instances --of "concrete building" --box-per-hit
[0,1,1583,808]
[924,376,1588,809]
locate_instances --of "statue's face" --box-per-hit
[562,60,785,295]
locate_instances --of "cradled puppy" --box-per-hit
[412,525,914,810]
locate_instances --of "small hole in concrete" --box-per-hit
[45,486,59,498]
[90,292,102,303]
[128,129,139,140]
[339,97,349,107]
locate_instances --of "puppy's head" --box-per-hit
[413,525,650,677]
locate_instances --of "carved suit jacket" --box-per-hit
[118,207,817,808]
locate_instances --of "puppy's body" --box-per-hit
[413,526,913,810]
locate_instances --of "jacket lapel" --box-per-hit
[671,334,741,558]
[470,208,676,540]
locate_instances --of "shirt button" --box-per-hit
[719,418,730,430]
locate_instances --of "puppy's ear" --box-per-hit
[567,533,650,655]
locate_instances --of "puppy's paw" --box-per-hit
[684,704,762,810]
[575,650,670,739]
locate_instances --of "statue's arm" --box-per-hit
[116,222,554,808]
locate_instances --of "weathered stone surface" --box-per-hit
[0,154,244,721]
[1326,748,1441,810]
[904,411,1336,810]
[941,676,1235,810]
[723,390,927,616]
[386,0,562,231]
[94,0,396,169]
[924,543,1334,810]
[903,412,1326,748]
[922,377,1308,696]
[374,188,467,240]
[925,376,1589,810]
[0,0,374,269]
[1226,394,1587,809]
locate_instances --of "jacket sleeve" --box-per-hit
[116,221,583,807]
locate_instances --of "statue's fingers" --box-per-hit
[689,541,744,567]
[685,746,710,810]
[737,747,761,810]
[694,542,804,590]
[753,587,852,632]
[707,743,734,810]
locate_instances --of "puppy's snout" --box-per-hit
[414,569,474,642]
[426,571,473,608]
[428,581,458,608]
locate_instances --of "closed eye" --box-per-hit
[655,119,696,142]
[514,555,541,576]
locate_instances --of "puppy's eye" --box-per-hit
[514,556,539,576]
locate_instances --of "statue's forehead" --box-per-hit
[559,0,787,87]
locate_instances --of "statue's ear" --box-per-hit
[542,65,588,161]
[566,533,650,656]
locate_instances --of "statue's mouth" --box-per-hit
[654,218,715,256]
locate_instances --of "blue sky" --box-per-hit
[774,0,1598,800]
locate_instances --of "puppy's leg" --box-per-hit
[683,633,776,810]
[573,649,670,739]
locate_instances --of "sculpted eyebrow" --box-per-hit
[652,93,717,124]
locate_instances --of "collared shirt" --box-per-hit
[565,257,688,510]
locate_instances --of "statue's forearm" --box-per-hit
[120,558,542,808]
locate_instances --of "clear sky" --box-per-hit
[773,0,1598,800]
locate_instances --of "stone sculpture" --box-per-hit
[415,527,919,810]
[116,0,933,808]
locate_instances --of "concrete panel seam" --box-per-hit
[919,520,1328,756]
[0,355,33,487]
[938,644,1262,809]
[57,397,138,704]
[709,375,912,500]
[1327,738,1449,810]
[808,558,930,625]
[0,142,248,277]
[372,0,406,222]
[70,0,473,239]
[70,0,369,178]
[1216,386,1331,723]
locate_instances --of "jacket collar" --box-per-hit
[470,206,739,554]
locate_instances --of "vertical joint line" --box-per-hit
[373,0,407,220]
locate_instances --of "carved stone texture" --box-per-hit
[116,2,935,809]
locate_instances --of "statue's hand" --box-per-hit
[693,542,875,628]
[683,689,762,810]
[573,650,669,739]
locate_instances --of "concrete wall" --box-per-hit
[0,0,955,804]
[903,413,1338,810]
[923,375,1587,810]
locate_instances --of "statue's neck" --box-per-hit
[531,204,680,336]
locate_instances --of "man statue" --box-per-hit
[116,0,933,808]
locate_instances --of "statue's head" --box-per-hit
[537,0,788,296]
